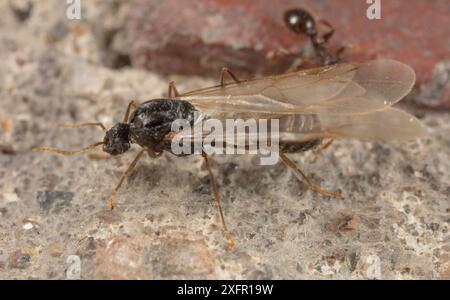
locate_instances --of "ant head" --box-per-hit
[103,123,131,156]
[284,8,317,36]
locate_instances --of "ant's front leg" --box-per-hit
[313,139,335,155]
[108,149,146,210]
[219,67,241,86]
[202,152,236,250]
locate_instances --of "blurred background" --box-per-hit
[0,0,449,279]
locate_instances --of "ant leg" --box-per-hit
[270,48,320,71]
[289,57,318,71]
[335,46,346,59]
[88,152,111,160]
[279,152,341,199]
[202,152,236,250]
[168,81,180,98]
[313,139,335,155]
[123,101,138,123]
[108,149,146,210]
[270,48,300,60]
[58,122,106,131]
[317,19,335,42]
[147,149,163,158]
[219,67,240,86]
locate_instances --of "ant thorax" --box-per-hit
[128,99,198,153]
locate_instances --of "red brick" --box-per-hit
[129,0,450,107]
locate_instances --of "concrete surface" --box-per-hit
[0,0,450,279]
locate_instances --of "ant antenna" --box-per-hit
[33,121,107,155]
[58,122,106,131]
[32,141,104,156]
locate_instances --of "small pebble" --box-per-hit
[23,222,33,230]
[8,251,31,269]
[2,192,20,204]
[36,190,74,211]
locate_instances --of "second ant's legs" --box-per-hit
[270,49,317,71]
[108,149,146,210]
[202,152,236,250]
[219,67,240,86]
[280,152,341,199]
[336,46,346,58]
[317,19,335,42]
[123,101,137,123]
[333,45,349,64]
[168,81,180,98]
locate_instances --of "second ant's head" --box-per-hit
[103,123,131,156]
[284,8,317,37]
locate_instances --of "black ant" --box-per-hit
[281,8,345,67]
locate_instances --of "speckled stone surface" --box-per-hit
[0,1,449,279]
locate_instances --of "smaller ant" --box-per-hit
[280,8,345,67]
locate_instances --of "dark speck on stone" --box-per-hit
[9,0,33,22]
[428,223,440,231]
[8,251,31,269]
[96,210,122,224]
[347,252,359,272]
[444,186,450,196]
[403,205,411,214]
[323,240,333,247]
[36,190,74,211]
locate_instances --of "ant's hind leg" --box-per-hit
[202,152,236,250]
[313,139,335,155]
[108,149,146,210]
[219,67,241,86]
[280,152,341,199]
[123,101,138,123]
[168,81,180,98]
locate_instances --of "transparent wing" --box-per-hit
[178,60,416,116]
[279,107,429,143]
[167,107,428,148]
